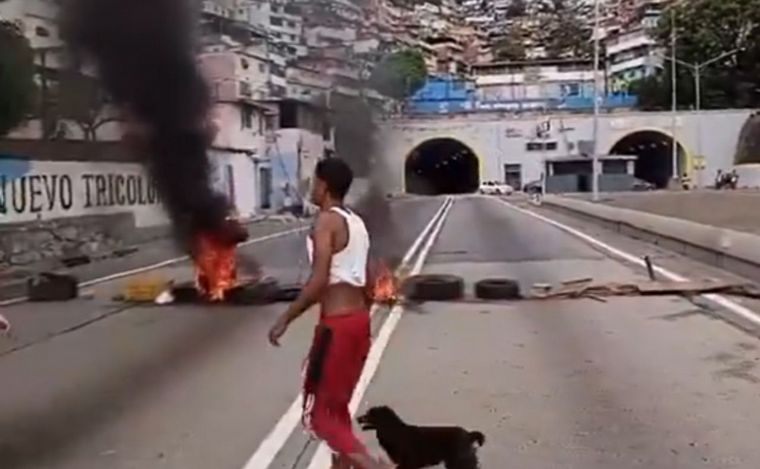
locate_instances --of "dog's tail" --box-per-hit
[468,431,485,447]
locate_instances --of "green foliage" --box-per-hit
[493,27,527,62]
[369,49,427,100]
[633,0,760,110]
[536,0,593,59]
[56,68,114,141]
[0,21,35,136]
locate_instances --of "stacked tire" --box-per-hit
[474,279,521,300]
[403,274,465,301]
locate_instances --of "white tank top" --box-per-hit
[306,206,369,287]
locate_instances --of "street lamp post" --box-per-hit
[654,48,741,185]
[591,0,601,202]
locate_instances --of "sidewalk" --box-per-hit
[0,217,308,302]
[543,192,760,285]
[572,190,760,235]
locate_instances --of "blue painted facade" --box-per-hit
[0,156,32,181]
[405,76,638,115]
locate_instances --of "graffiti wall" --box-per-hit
[0,158,167,227]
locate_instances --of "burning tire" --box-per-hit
[227,278,280,305]
[403,274,464,302]
[474,278,521,300]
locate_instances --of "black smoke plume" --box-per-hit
[60,0,228,248]
[328,95,404,268]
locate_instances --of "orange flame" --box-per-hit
[194,232,238,302]
[372,260,399,305]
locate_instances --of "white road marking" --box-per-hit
[242,198,453,469]
[0,226,309,307]
[305,197,455,469]
[499,199,760,328]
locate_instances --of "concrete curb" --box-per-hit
[543,196,760,284]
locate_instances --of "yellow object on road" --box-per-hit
[123,275,170,302]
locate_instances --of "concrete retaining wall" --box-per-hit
[0,158,167,227]
[544,196,760,284]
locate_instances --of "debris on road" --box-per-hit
[528,278,760,301]
[644,255,657,280]
[27,273,79,302]
[122,275,169,303]
[0,313,10,334]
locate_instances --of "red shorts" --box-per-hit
[302,309,371,456]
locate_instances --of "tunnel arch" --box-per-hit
[735,112,760,165]
[609,130,688,189]
[404,138,480,195]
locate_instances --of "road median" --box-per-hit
[543,195,760,284]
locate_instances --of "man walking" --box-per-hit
[268,158,390,469]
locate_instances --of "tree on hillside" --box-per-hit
[493,26,528,62]
[506,0,527,18]
[0,21,35,136]
[631,0,760,110]
[368,49,427,100]
[535,0,593,59]
[56,68,117,141]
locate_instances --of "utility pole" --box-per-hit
[670,7,679,185]
[591,0,601,202]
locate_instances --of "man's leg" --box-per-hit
[311,313,392,469]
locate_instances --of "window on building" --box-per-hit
[270,17,283,26]
[322,119,331,140]
[239,80,252,97]
[603,160,628,174]
[279,101,298,129]
[258,63,267,73]
[35,26,50,37]
[241,106,253,129]
[526,141,558,152]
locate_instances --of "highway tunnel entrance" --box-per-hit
[405,138,479,195]
[609,130,686,189]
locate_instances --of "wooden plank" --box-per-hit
[635,280,740,295]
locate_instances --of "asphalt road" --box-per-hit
[3,195,760,469]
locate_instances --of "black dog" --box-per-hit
[357,406,485,469]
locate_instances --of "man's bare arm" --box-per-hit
[280,213,335,325]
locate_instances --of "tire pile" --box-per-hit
[403,275,521,302]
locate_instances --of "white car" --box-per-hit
[479,181,514,196]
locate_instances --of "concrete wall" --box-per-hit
[377,109,755,192]
[208,149,262,218]
[0,159,166,227]
[269,129,324,210]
